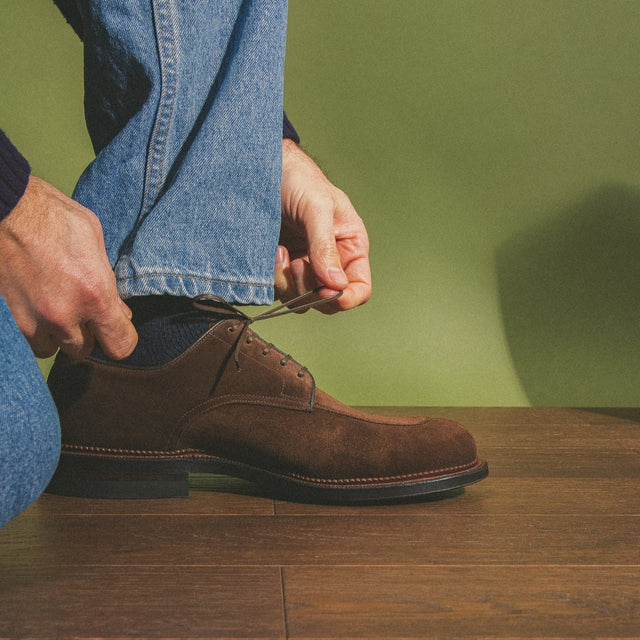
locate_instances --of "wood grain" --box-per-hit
[2,513,639,567]
[0,566,284,638]
[283,566,640,638]
[0,407,638,639]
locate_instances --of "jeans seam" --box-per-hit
[141,0,178,217]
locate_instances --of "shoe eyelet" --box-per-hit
[262,349,269,356]
[280,359,287,366]
[246,337,253,344]
[297,371,305,378]
[228,326,236,333]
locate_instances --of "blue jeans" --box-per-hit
[0,0,288,527]
[0,296,61,529]
[75,0,287,305]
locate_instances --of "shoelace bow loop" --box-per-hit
[192,288,342,371]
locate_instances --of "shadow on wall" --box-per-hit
[496,184,640,407]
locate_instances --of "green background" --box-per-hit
[2,1,640,406]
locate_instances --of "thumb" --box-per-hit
[90,298,138,361]
[306,215,349,291]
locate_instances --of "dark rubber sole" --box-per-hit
[46,451,489,504]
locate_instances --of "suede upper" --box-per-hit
[48,319,482,485]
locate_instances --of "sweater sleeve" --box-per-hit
[283,111,300,144]
[0,129,30,223]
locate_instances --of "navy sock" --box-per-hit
[92,296,211,366]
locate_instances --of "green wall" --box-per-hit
[2,1,640,406]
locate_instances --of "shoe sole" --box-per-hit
[46,450,489,504]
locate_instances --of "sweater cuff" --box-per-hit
[0,129,30,223]
[283,111,300,144]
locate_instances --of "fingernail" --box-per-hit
[119,299,133,320]
[328,267,349,287]
[276,246,285,266]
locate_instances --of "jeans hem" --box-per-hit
[117,272,275,306]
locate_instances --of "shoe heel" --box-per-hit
[46,454,190,499]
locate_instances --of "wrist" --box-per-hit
[282,137,304,169]
[282,137,299,154]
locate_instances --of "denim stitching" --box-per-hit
[141,0,178,218]
[118,273,271,288]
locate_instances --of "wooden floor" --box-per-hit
[1,407,639,639]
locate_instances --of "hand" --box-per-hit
[277,139,371,313]
[0,176,138,360]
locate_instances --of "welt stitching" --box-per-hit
[60,443,480,484]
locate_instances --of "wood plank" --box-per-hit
[1,407,637,639]
[275,477,640,516]
[2,514,639,567]
[359,406,640,426]
[470,423,640,448]
[283,566,640,638]
[475,447,640,477]
[0,565,285,638]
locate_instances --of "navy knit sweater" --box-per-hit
[0,130,30,223]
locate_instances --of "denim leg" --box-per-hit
[0,297,61,529]
[73,0,288,305]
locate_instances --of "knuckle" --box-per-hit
[85,210,105,237]
[302,192,334,216]
[334,189,352,209]
[40,302,71,332]
[80,276,112,312]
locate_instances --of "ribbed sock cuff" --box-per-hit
[92,296,211,367]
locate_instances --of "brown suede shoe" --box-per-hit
[46,292,488,503]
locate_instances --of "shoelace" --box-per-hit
[192,288,342,372]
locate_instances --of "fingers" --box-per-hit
[28,328,60,359]
[304,207,350,292]
[54,263,137,360]
[54,322,95,361]
[119,298,133,320]
[274,246,357,315]
[275,209,372,313]
[280,142,373,315]
[306,214,372,312]
[274,245,295,303]
[0,175,139,362]
[274,246,317,313]
[26,293,137,362]
[88,295,138,361]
